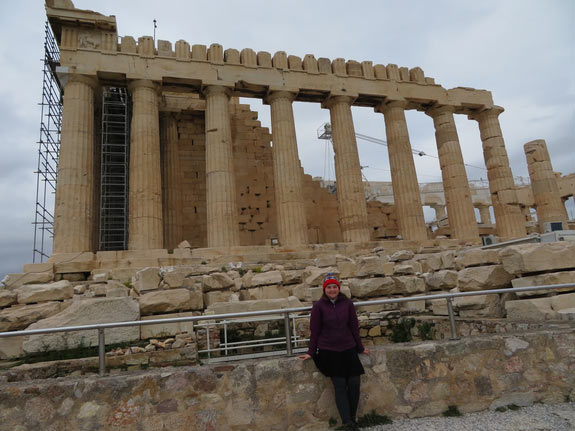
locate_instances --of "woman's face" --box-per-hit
[324,283,340,300]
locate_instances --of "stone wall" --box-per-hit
[1,328,573,430]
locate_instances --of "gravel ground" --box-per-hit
[362,403,575,431]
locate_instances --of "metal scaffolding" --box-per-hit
[33,22,62,263]
[99,87,130,251]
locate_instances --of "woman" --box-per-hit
[299,273,370,429]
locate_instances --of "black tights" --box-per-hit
[331,375,361,424]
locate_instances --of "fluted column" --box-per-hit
[524,139,568,227]
[203,85,240,247]
[477,205,492,225]
[324,96,370,242]
[376,101,427,240]
[432,205,446,220]
[53,75,97,253]
[426,106,479,241]
[161,113,184,248]
[266,91,308,246]
[469,107,526,239]
[128,80,163,250]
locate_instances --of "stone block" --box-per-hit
[500,242,575,275]
[109,268,139,284]
[337,261,357,278]
[301,267,339,286]
[22,263,54,273]
[0,290,17,308]
[206,296,302,314]
[393,262,421,275]
[550,292,575,311]
[458,265,514,291]
[281,270,302,285]
[240,285,290,301]
[243,270,283,287]
[292,284,312,302]
[505,297,558,321]
[203,290,234,307]
[348,277,397,298]
[455,294,504,318]
[141,312,196,339]
[0,335,24,359]
[557,308,575,321]
[413,254,441,272]
[140,289,194,315]
[133,267,161,294]
[314,256,336,267]
[439,251,456,269]
[1,272,53,289]
[400,295,426,312]
[356,256,388,277]
[22,297,140,353]
[511,271,575,297]
[15,280,73,304]
[389,250,414,262]
[393,276,425,294]
[456,248,501,269]
[425,270,457,291]
[0,301,64,331]
[161,266,196,288]
[430,299,449,315]
[202,272,235,291]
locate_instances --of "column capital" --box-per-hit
[128,79,161,94]
[425,104,455,118]
[468,105,504,122]
[202,85,232,98]
[64,73,99,92]
[264,90,297,105]
[374,99,408,114]
[321,95,355,110]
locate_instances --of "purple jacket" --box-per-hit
[306,294,364,357]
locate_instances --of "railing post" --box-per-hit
[446,298,459,340]
[284,312,293,355]
[98,328,106,376]
[224,321,228,356]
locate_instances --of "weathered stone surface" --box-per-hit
[22,298,139,353]
[140,289,193,315]
[558,308,575,321]
[203,290,234,307]
[413,253,441,272]
[505,297,558,321]
[457,265,514,291]
[424,270,457,290]
[141,312,196,339]
[109,268,139,284]
[456,248,500,269]
[281,270,302,285]
[550,292,575,311]
[301,267,339,286]
[240,285,290,301]
[161,266,195,288]
[133,267,161,294]
[455,294,504,318]
[511,270,575,297]
[243,270,283,288]
[393,276,425,294]
[393,261,421,275]
[1,271,53,289]
[0,290,17,308]
[291,284,312,302]
[430,298,448,315]
[439,251,456,269]
[202,272,234,291]
[0,334,24,359]
[337,261,357,278]
[356,256,387,277]
[15,280,73,304]
[206,296,302,314]
[389,250,414,262]
[0,301,64,331]
[348,277,397,298]
[500,242,575,275]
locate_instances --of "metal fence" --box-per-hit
[1,283,573,376]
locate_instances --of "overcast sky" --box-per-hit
[0,0,573,278]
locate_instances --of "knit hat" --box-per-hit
[322,273,341,291]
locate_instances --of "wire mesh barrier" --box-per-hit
[0,283,573,376]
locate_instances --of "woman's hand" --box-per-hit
[299,353,312,360]
[362,348,370,355]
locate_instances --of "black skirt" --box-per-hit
[313,347,365,378]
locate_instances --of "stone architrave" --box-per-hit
[426,106,479,241]
[161,113,184,248]
[323,96,370,242]
[265,91,308,246]
[53,74,98,253]
[469,107,526,239]
[376,101,427,240]
[128,79,164,249]
[524,139,568,227]
[203,85,240,247]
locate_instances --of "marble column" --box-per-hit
[524,139,568,228]
[469,107,526,239]
[477,205,492,225]
[432,205,446,220]
[266,91,308,246]
[376,101,427,240]
[426,106,479,241]
[53,75,98,253]
[324,96,370,242]
[128,80,163,250]
[161,113,184,249]
[204,85,240,247]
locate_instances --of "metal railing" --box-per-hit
[1,283,573,376]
